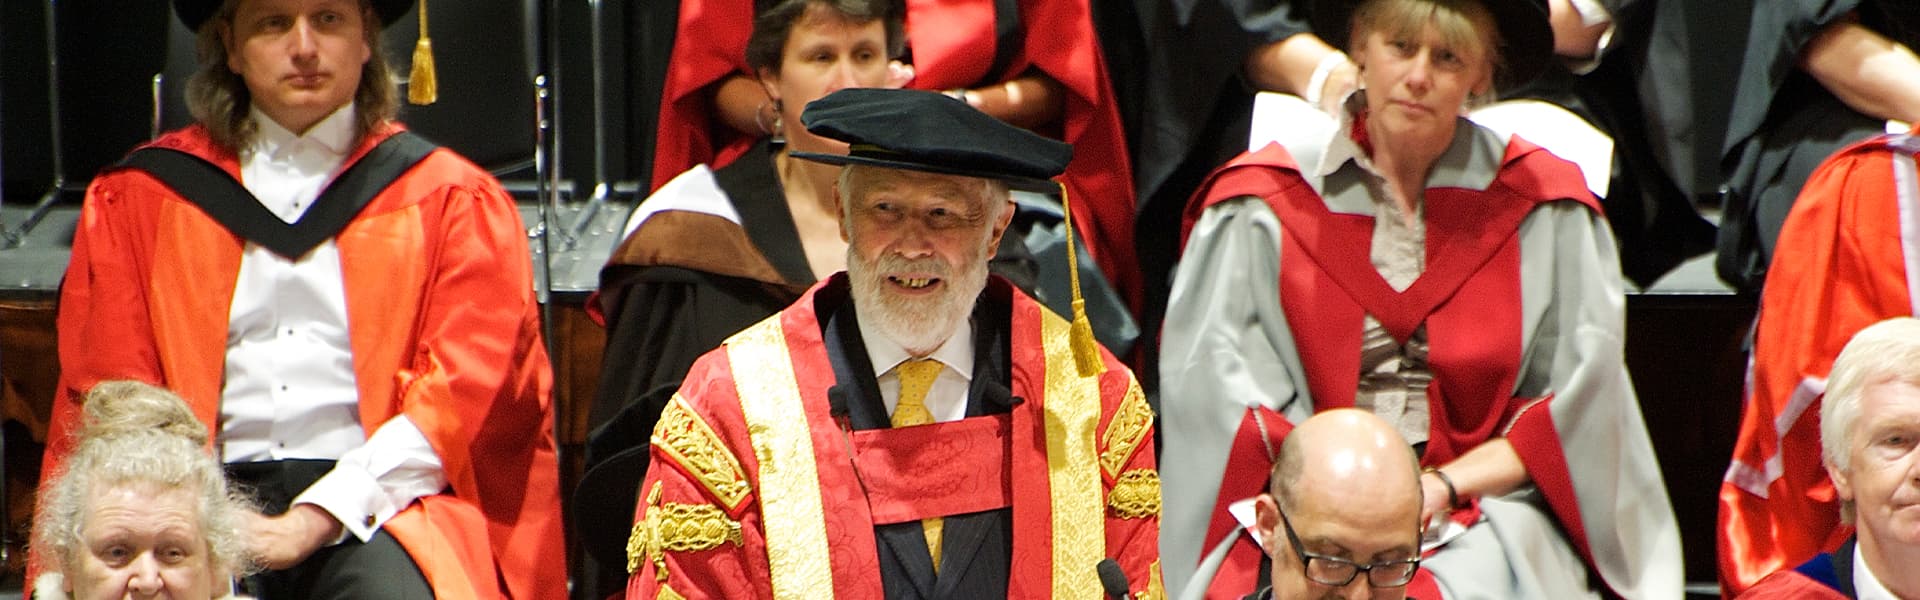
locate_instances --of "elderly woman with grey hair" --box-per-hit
[32,381,253,599]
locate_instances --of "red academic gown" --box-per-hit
[1740,572,1851,600]
[651,0,1141,311]
[1719,126,1920,595]
[1174,138,1645,598]
[624,275,1164,599]
[36,124,566,599]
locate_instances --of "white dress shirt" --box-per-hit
[1855,545,1900,600]
[856,307,975,423]
[223,104,447,543]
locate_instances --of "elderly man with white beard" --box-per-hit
[621,87,1165,599]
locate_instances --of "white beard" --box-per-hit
[846,247,990,356]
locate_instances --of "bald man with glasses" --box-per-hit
[1247,409,1426,600]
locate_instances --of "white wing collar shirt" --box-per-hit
[222,103,447,543]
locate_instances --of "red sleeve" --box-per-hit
[29,174,167,583]
[1020,0,1140,312]
[389,170,567,599]
[626,353,773,599]
[651,0,756,192]
[1719,142,1912,593]
[1099,366,1165,597]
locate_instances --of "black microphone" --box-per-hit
[829,384,852,426]
[1097,558,1130,600]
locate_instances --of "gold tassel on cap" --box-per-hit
[407,0,437,105]
[1058,183,1106,378]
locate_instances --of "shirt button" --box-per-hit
[364,514,377,527]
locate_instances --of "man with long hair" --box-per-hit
[31,0,564,597]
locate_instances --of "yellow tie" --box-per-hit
[892,358,944,572]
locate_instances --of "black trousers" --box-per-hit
[225,459,435,600]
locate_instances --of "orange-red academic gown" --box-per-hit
[1719,126,1920,595]
[36,123,565,599]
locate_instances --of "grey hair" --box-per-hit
[33,381,255,579]
[1820,317,1920,523]
[186,0,398,152]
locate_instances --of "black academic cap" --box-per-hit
[173,0,415,31]
[790,88,1074,194]
[1311,0,1553,89]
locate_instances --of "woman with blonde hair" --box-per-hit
[1161,0,1682,597]
[33,381,253,599]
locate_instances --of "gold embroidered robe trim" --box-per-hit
[1040,310,1105,599]
[1100,383,1153,478]
[651,394,752,510]
[727,318,835,599]
[1108,469,1162,519]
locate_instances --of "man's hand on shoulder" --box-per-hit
[244,504,346,570]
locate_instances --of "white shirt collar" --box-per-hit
[1856,542,1901,600]
[249,103,358,160]
[855,306,975,383]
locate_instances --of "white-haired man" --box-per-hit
[623,88,1163,599]
[1742,317,1920,599]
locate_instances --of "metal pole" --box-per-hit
[151,73,165,138]
[5,0,68,248]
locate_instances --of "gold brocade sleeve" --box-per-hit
[651,394,753,511]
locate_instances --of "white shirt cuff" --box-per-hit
[1563,0,1616,73]
[291,415,447,543]
[1568,0,1611,26]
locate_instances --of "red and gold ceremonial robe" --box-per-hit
[624,275,1163,599]
[1160,120,1681,599]
[1719,126,1920,595]
[36,124,565,599]
[650,0,1140,309]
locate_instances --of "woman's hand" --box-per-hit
[1316,60,1360,114]
[1419,470,1454,531]
[886,60,915,89]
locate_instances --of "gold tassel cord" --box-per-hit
[1058,183,1106,377]
[407,0,437,105]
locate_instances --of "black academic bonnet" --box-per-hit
[1311,0,1553,89]
[175,0,415,31]
[789,88,1073,194]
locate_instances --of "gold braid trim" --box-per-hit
[628,482,667,578]
[658,584,688,600]
[627,481,747,581]
[1108,469,1162,520]
[1100,383,1153,478]
[654,501,746,552]
[652,394,752,510]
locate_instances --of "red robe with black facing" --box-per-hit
[36,124,565,599]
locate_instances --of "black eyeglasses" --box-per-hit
[1275,504,1421,588]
